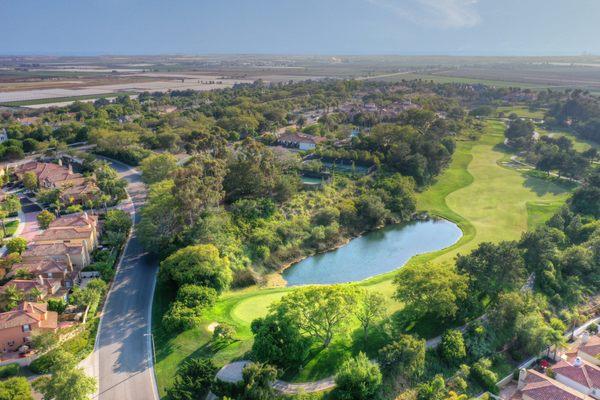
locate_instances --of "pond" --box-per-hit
[282,219,462,286]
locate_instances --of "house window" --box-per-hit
[7,341,14,347]
[22,324,31,332]
[47,273,53,278]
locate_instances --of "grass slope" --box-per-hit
[152,120,571,396]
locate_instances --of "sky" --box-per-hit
[1,0,600,56]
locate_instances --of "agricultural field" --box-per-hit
[152,119,572,397]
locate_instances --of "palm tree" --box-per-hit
[1,285,24,311]
[547,329,567,359]
[28,287,44,302]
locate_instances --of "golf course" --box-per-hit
[152,119,573,396]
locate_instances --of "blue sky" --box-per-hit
[1,0,599,56]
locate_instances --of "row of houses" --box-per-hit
[14,161,99,204]
[0,212,100,354]
[511,332,600,400]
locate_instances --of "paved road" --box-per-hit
[93,159,159,400]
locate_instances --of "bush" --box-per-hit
[47,298,67,314]
[6,237,27,254]
[440,329,466,365]
[0,376,32,400]
[334,352,382,400]
[0,363,20,378]
[36,210,56,229]
[587,322,598,334]
[64,205,83,214]
[176,285,217,309]
[471,358,499,395]
[161,301,201,332]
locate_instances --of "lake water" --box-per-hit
[282,219,462,286]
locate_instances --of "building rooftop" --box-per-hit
[553,357,600,389]
[580,335,600,358]
[515,370,593,400]
[0,302,57,330]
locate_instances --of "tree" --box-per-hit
[2,194,21,215]
[378,334,426,381]
[140,153,178,184]
[22,172,38,191]
[213,323,236,342]
[334,352,382,400]
[355,290,386,348]
[251,313,310,370]
[273,285,358,348]
[0,377,33,400]
[394,262,468,321]
[37,210,56,229]
[6,237,27,254]
[440,329,466,365]
[239,362,277,400]
[160,244,232,293]
[456,241,526,302]
[167,358,217,400]
[33,366,96,400]
[171,154,226,226]
[103,209,132,234]
[137,179,179,253]
[31,331,59,353]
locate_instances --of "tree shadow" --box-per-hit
[522,175,573,196]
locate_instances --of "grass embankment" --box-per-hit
[152,120,571,396]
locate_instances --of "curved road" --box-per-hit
[83,159,159,400]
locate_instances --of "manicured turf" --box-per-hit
[152,120,572,396]
[496,106,546,119]
[3,220,19,237]
[537,127,599,152]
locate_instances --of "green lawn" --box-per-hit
[496,106,547,119]
[152,120,572,397]
[3,220,19,237]
[537,127,599,152]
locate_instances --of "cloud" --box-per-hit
[367,0,482,29]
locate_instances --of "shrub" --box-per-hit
[471,358,499,395]
[161,302,201,332]
[587,322,598,334]
[6,237,27,254]
[0,376,32,400]
[0,363,20,378]
[334,352,382,400]
[47,298,68,314]
[65,205,83,214]
[176,285,217,309]
[104,209,132,234]
[440,329,466,365]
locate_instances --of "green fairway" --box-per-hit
[496,106,546,119]
[152,120,572,396]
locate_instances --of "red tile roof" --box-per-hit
[0,302,57,330]
[518,370,592,400]
[553,357,600,389]
[581,336,600,358]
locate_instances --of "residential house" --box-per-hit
[553,356,600,398]
[513,369,593,400]
[22,242,90,271]
[579,333,600,367]
[13,162,99,204]
[0,302,58,353]
[8,257,78,289]
[0,277,61,302]
[277,132,326,150]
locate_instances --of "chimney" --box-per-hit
[67,163,73,175]
[37,275,43,286]
[573,357,583,367]
[517,368,528,390]
[582,331,590,344]
[57,159,62,166]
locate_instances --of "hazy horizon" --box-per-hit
[3,0,600,56]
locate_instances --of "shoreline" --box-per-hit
[268,213,457,288]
